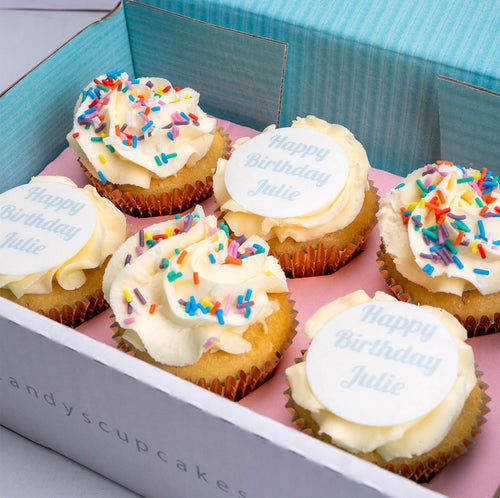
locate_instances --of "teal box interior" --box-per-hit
[1,0,499,193]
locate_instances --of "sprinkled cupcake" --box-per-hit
[67,70,229,217]
[213,116,379,278]
[285,290,489,482]
[378,161,500,336]
[103,206,296,400]
[0,176,127,326]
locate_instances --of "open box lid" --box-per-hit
[1,0,499,193]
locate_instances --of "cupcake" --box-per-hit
[102,206,296,400]
[0,176,127,327]
[213,115,378,278]
[67,70,229,217]
[285,290,489,482]
[378,161,500,336]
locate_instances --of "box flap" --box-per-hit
[123,1,287,130]
[438,76,500,175]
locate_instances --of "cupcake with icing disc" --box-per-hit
[0,176,127,326]
[213,115,378,277]
[285,290,489,482]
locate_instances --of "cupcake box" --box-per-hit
[1,2,499,497]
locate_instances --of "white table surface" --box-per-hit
[0,8,141,496]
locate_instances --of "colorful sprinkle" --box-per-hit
[177,250,188,264]
[421,228,439,242]
[225,256,243,265]
[203,338,215,349]
[123,289,133,302]
[209,301,221,315]
[473,268,489,275]
[215,308,224,325]
[220,222,230,239]
[223,294,233,316]
[133,287,147,305]
[416,179,428,193]
[478,219,486,240]
[167,270,183,282]
[422,263,434,275]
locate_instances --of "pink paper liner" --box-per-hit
[81,127,231,217]
[39,288,108,328]
[110,296,298,401]
[285,362,490,483]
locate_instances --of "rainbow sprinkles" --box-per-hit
[102,206,288,367]
[397,161,500,294]
[68,70,217,189]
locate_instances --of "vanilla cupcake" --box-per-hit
[103,206,295,400]
[214,116,378,277]
[378,161,500,336]
[286,290,489,482]
[0,176,127,326]
[67,70,229,217]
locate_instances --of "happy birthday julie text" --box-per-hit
[0,186,88,255]
[242,134,334,201]
[334,304,444,396]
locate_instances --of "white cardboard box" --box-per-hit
[1,294,437,497]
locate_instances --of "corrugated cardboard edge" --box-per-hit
[124,0,288,126]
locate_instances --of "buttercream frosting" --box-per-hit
[213,115,371,243]
[378,162,500,295]
[67,70,217,189]
[0,176,127,297]
[286,290,476,460]
[103,206,288,367]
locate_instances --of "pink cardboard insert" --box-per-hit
[41,120,500,498]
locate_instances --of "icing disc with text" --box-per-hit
[306,301,459,426]
[0,182,96,275]
[224,127,349,218]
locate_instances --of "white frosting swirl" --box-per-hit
[67,71,217,188]
[286,290,476,460]
[379,163,500,295]
[103,207,288,367]
[0,176,127,297]
[213,115,371,242]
